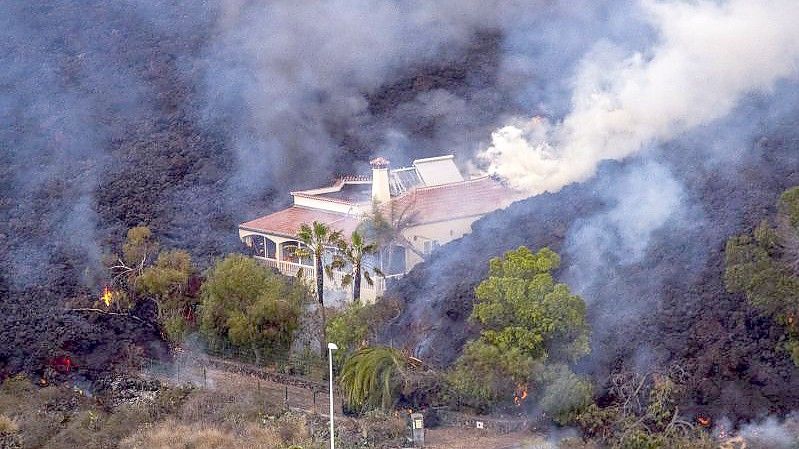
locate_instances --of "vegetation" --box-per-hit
[199,254,307,364]
[326,299,403,368]
[339,347,407,413]
[0,414,19,434]
[725,186,799,364]
[70,226,198,344]
[447,246,590,411]
[574,367,713,449]
[0,373,405,449]
[137,249,196,343]
[331,231,382,303]
[361,204,423,273]
[297,221,344,355]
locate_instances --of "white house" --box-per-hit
[238,155,520,304]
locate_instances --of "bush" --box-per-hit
[537,364,594,425]
[0,415,19,434]
[339,347,405,413]
[200,254,307,364]
[447,246,590,412]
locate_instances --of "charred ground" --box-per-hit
[380,116,799,421]
[3,0,799,427]
[0,2,504,380]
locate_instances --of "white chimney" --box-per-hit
[370,157,391,204]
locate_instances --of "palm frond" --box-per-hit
[363,270,373,286]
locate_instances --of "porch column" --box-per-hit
[275,238,283,261]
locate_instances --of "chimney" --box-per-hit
[370,157,391,204]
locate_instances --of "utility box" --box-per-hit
[411,412,425,447]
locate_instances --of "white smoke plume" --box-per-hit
[479,0,799,194]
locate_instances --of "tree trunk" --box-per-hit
[353,261,362,303]
[316,254,327,356]
[252,341,261,366]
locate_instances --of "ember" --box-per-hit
[51,355,73,373]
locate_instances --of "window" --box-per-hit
[423,240,440,255]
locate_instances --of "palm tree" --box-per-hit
[331,231,383,302]
[339,346,406,412]
[362,201,424,275]
[297,221,343,355]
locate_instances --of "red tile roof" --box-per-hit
[382,176,521,225]
[240,176,521,239]
[239,206,361,239]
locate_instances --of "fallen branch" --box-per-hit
[66,308,156,329]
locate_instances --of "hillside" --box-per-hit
[3,0,799,438]
[381,103,799,421]
[0,1,506,378]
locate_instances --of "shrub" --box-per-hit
[537,364,594,425]
[339,347,406,413]
[0,415,19,434]
[447,246,590,412]
[200,254,307,364]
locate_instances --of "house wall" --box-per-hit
[400,215,482,270]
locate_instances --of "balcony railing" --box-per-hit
[255,256,402,303]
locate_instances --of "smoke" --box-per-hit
[733,415,799,449]
[199,0,512,211]
[564,160,691,295]
[479,0,799,194]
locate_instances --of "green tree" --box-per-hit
[781,186,799,228]
[199,254,306,364]
[448,246,590,411]
[331,231,382,302]
[339,347,406,412]
[326,303,370,367]
[297,221,343,355]
[326,298,403,368]
[137,250,195,343]
[70,226,196,345]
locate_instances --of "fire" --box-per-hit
[513,384,528,407]
[100,286,113,307]
[697,415,711,427]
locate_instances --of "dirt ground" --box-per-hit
[424,427,547,449]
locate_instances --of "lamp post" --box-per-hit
[327,342,338,449]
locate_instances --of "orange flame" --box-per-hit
[697,415,711,427]
[513,384,528,407]
[101,286,113,307]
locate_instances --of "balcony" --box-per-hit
[255,256,401,304]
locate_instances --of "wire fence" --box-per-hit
[202,342,330,382]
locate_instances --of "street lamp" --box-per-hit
[327,342,338,449]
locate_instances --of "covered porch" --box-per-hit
[240,231,401,304]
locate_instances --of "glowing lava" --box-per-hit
[697,415,711,427]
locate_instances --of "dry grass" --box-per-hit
[119,419,286,449]
[0,414,19,434]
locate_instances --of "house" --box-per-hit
[238,154,520,303]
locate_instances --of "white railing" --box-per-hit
[255,256,403,303]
